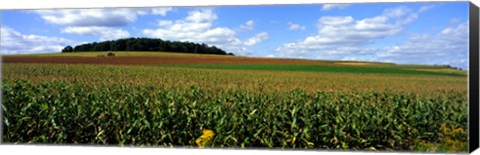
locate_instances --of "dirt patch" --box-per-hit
[2,55,336,66]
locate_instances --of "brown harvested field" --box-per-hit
[2,55,342,66]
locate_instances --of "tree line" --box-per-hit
[61,38,234,55]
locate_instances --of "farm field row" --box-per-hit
[2,79,467,151]
[1,52,469,152]
[1,63,467,95]
[1,51,402,66]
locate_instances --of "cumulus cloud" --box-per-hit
[375,22,469,69]
[383,6,420,25]
[276,6,423,59]
[288,22,305,31]
[32,7,172,41]
[142,9,258,55]
[185,9,217,23]
[34,7,173,27]
[240,20,255,30]
[321,4,351,11]
[1,27,72,54]
[61,26,130,41]
[151,7,173,16]
[157,20,173,27]
[275,6,468,69]
[34,9,139,27]
[244,32,269,46]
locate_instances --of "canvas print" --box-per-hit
[0,2,470,153]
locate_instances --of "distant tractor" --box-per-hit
[107,51,115,57]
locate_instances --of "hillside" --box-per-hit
[2,51,467,77]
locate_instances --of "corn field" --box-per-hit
[1,63,469,152]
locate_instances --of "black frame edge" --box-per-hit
[0,11,2,144]
[469,1,480,153]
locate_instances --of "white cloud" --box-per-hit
[383,6,410,18]
[275,6,466,68]
[158,20,173,27]
[34,9,140,27]
[1,27,72,54]
[151,7,173,16]
[246,20,254,27]
[142,9,256,55]
[185,9,217,23]
[375,22,469,69]
[383,6,419,25]
[318,16,355,26]
[34,8,173,27]
[32,8,174,41]
[244,32,269,46]
[240,20,255,30]
[61,26,130,41]
[288,22,305,31]
[418,5,435,13]
[321,4,351,11]
[277,11,405,56]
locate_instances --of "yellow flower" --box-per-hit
[195,129,215,148]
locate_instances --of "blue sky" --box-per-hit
[0,2,470,69]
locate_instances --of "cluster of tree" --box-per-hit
[433,64,463,70]
[61,38,234,55]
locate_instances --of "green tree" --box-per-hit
[62,46,73,53]
[67,37,232,55]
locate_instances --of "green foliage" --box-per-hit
[1,62,468,152]
[2,80,467,151]
[61,46,73,53]
[415,124,468,153]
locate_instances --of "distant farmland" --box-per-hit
[3,52,381,65]
[1,52,468,152]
